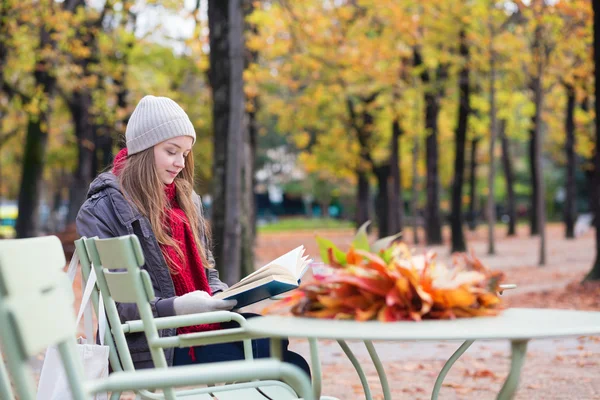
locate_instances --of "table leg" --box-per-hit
[496,340,528,400]
[337,340,373,400]
[308,338,323,400]
[364,341,391,400]
[431,340,475,400]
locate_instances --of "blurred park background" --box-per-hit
[1,0,600,288]
[3,1,600,397]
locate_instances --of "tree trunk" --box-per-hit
[240,116,254,279]
[15,27,56,238]
[66,90,96,224]
[374,164,390,238]
[208,1,228,279]
[411,136,420,244]
[208,0,246,284]
[64,0,107,224]
[114,7,135,141]
[468,138,479,231]
[356,171,370,227]
[96,127,113,170]
[528,112,539,236]
[347,95,378,229]
[244,0,258,243]
[500,120,516,236]
[424,106,442,245]
[488,22,498,255]
[414,48,445,245]
[450,29,469,253]
[564,83,577,239]
[533,23,546,266]
[16,118,50,238]
[389,119,403,235]
[585,0,600,281]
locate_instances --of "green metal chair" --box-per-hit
[74,236,259,400]
[81,235,316,399]
[74,237,255,363]
[0,236,314,400]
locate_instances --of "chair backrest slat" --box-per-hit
[9,287,76,356]
[84,236,154,303]
[94,236,145,271]
[0,236,88,400]
[0,237,75,356]
[0,236,66,296]
[103,271,140,303]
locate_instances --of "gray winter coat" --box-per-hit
[76,172,228,369]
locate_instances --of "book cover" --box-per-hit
[220,276,299,308]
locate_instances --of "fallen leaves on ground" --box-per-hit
[463,368,498,380]
[505,279,600,311]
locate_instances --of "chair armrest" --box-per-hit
[86,359,314,400]
[153,327,265,349]
[122,311,247,333]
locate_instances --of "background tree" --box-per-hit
[14,2,60,238]
[450,27,470,253]
[208,0,251,284]
[585,0,600,281]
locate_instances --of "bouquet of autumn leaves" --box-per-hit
[273,223,506,322]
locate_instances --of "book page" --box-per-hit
[226,265,291,291]
[267,245,305,276]
[296,255,311,279]
[233,245,305,287]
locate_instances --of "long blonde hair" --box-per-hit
[118,148,212,272]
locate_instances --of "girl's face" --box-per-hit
[153,136,194,185]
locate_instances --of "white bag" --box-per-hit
[37,253,110,400]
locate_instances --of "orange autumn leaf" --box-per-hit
[346,247,361,265]
[355,302,383,321]
[432,287,477,309]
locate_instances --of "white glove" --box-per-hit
[173,290,237,315]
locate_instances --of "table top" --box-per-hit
[246,308,600,341]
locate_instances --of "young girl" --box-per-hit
[76,95,309,375]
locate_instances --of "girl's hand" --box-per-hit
[174,290,237,315]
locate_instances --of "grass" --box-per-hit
[257,217,354,233]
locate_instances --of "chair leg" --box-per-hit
[308,338,322,400]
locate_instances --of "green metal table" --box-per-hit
[245,308,600,400]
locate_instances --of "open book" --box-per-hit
[213,245,311,308]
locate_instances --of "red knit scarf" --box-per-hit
[113,148,220,338]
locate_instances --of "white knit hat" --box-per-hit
[125,95,196,155]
